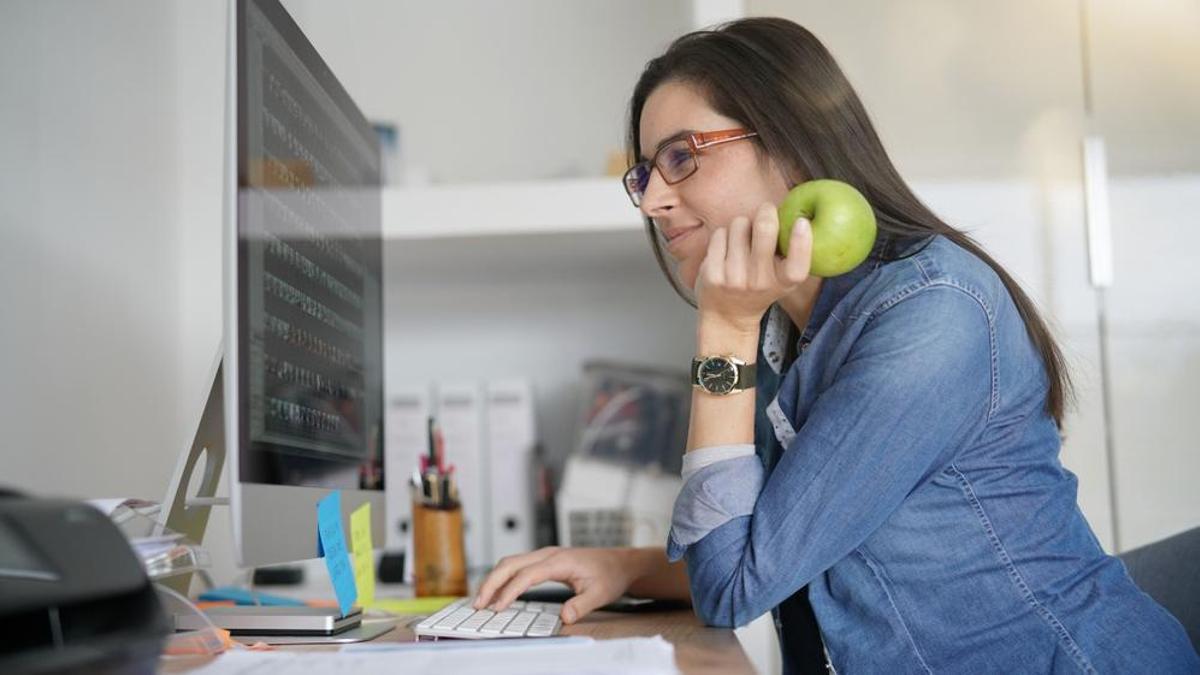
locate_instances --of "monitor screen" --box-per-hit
[236,0,383,493]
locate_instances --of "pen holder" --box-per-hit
[411,499,467,597]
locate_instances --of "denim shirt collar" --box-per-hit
[798,234,899,344]
[754,235,929,472]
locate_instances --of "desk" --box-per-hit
[163,607,754,675]
[558,607,754,674]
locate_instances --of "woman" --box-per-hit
[474,18,1198,673]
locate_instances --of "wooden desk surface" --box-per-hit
[163,608,755,675]
[559,608,754,674]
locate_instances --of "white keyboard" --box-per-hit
[414,597,563,640]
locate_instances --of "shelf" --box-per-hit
[383,228,664,287]
[383,177,644,240]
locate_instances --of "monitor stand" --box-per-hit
[174,605,394,645]
[159,349,393,644]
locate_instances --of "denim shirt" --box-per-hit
[668,235,1198,673]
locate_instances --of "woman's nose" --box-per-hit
[639,167,677,217]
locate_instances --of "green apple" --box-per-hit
[777,179,877,277]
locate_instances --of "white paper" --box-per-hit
[187,636,678,675]
[86,497,145,516]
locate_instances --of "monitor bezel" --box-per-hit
[225,0,385,568]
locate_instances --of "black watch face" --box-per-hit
[699,357,737,394]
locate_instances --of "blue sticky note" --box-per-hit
[199,586,306,607]
[316,490,358,617]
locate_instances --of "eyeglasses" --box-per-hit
[622,128,758,207]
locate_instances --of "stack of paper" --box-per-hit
[189,636,678,675]
[88,498,209,580]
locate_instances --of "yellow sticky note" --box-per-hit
[349,502,376,606]
[367,596,458,616]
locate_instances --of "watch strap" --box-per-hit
[738,362,756,389]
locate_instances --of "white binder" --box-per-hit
[383,385,430,577]
[484,379,537,562]
[434,381,490,572]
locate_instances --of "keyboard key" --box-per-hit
[527,616,560,637]
[416,600,459,626]
[480,609,518,634]
[415,598,466,630]
[456,609,494,632]
[501,611,538,636]
[523,602,543,613]
[433,606,476,629]
[540,602,563,615]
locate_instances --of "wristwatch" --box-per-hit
[691,355,756,396]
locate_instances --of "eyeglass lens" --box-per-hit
[627,139,695,205]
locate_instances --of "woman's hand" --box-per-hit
[473,547,638,624]
[695,203,813,334]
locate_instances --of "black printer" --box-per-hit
[0,491,170,675]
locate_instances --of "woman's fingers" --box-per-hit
[561,582,610,625]
[712,204,788,291]
[489,556,568,612]
[701,225,728,288]
[775,216,813,284]
[723,216,751,288]
[698,205,808,321]
[750,202,780,287]
[475,548,633,625]
[473,547,558,609]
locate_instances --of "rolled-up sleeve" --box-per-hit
[668,444,761,560]
[671,284,997,628]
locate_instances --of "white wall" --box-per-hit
[0,0,239,584]
[1101,176,1200,549]
[280,0,692,183]
[1,0,185,500]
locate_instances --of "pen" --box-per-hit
[426,470,441,506]
[426,416,437,474]
[434,421,446,474]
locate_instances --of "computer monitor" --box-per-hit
[225,0,385,568]
[156,0,385,638]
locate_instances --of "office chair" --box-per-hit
[1118,526,1200,650]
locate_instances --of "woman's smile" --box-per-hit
[664,223,704,253]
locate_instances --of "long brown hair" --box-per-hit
[627,17,1073,428]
